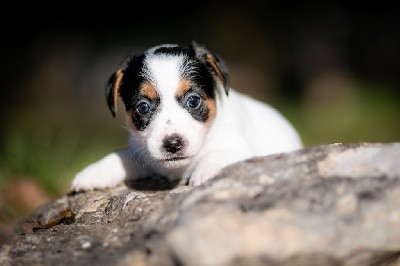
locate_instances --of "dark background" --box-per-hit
[1,1,399,243]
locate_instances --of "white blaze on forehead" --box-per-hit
[143,54,185,99]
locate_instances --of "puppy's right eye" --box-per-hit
[136,100,151,115]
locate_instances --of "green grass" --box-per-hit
[280,84,400,147]
[0,112,126,196]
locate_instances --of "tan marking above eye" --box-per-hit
[176,79,192,97]
[139,82,158,100]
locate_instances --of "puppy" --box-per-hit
[72,42,303,191]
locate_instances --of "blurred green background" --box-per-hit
[1,1,399,244]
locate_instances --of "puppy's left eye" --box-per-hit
[186,95,202,109]
[136,100,151,115]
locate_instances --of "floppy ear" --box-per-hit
[191,41,229,95]
[105,54,134,117]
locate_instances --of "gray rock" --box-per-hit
[1,143,400,266]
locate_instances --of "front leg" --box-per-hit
[189,149,250,186]
[71,149,136,192]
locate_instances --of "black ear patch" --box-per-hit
[105,54,138,117]
[191,41,229,95]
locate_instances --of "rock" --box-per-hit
[1,143,400,265]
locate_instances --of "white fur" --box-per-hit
[71,54,302,191]
[185,89,302,186]
[72,152,127,191]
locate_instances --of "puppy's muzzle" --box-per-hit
[163,134,185,154]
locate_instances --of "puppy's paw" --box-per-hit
[71,153,127,192]
[188,150,250,186]
[189,163,221,186]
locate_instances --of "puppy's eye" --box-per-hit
[136,100,151,115]
[186,95,202,109]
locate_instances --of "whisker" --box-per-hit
[130,146,146,158]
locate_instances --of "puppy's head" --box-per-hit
[105,42,229,169]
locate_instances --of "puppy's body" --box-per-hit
[72,43,302,191]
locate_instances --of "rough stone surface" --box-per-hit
[1,143,400,265]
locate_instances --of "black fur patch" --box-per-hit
[176,88,210,122]
[131,96,160,131]
[116,54,160,131]
[181,59,215,100]
[153,45,194,57]
[117,54,146,111]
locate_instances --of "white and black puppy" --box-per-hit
[72,42,302,191]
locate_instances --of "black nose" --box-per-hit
[163,134,184,154]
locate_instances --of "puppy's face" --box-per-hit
[106,43,229,169]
